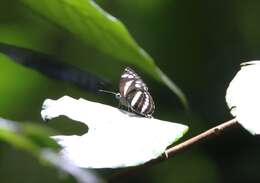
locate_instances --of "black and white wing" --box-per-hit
[127,90,155,117]
[119,67,154,117]
[119,67,147,97]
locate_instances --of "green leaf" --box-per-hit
[22,123,61,150]
[19,0,188,108]
[0,123,39,155]
[0,117,104,183]
[0,118,59,155]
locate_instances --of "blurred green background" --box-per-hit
[1,0,260,183]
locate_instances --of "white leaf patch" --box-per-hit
[226,61,260,135]
[41,96,188,168]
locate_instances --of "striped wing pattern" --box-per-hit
[119,67,155,117]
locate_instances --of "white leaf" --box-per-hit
[226,61,260,135]
[41,96,188,168]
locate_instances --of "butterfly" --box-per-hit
[100,67,155,118]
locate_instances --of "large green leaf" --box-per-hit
[19,0,188,108]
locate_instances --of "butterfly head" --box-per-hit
[115,93,121,100]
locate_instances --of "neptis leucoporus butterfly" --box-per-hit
[100,67,155,118]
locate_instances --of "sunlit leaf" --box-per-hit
[226,61,260,135]
[41,96,189,168]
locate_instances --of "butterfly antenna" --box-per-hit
[98,89,117,96]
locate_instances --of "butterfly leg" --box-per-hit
[145,114,153,118]
[118,102,122,109]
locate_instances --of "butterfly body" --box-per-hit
[118,67,155,118]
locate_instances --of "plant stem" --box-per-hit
[165,118,238,158]
[109,118,238,182]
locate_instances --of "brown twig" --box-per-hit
[109,118,238,182]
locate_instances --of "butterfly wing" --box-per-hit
[127,90,155,117]
[119,67,154,117]
[119,67,147,97]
